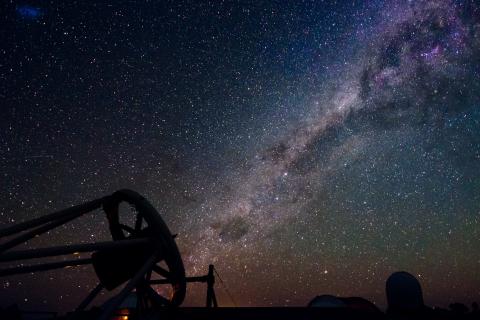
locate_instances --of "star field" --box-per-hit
[1,0,479,313]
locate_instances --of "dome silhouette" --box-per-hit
[386,271,424,312]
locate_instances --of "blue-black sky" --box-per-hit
[1,0,479,312]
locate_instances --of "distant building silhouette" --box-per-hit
[472,302,479,315]
[340,297,381,313]
[308,295,346,308]
[386,271,424,313]
[308,295,380,314]
[449,302,469,314]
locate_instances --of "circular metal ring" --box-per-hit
[102,189,186,306]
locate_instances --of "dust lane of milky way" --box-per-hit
[182,0,480,273]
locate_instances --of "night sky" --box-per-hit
[1,0,480,313]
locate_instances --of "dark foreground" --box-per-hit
[2,307,477,320]
[114,307,480,320]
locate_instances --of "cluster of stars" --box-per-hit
[1,0,479,313]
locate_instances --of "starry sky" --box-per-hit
[1,0,480,313]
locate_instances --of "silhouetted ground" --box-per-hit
[2,305,480,320]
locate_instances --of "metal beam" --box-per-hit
[0,238,150,262]
[0,198,104,238]
[0,258,92,277]
[206,264,216,308]
[75,283,104,312]
[0,213,84,254]
[150,275,209,285]
[98,253,158,320]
